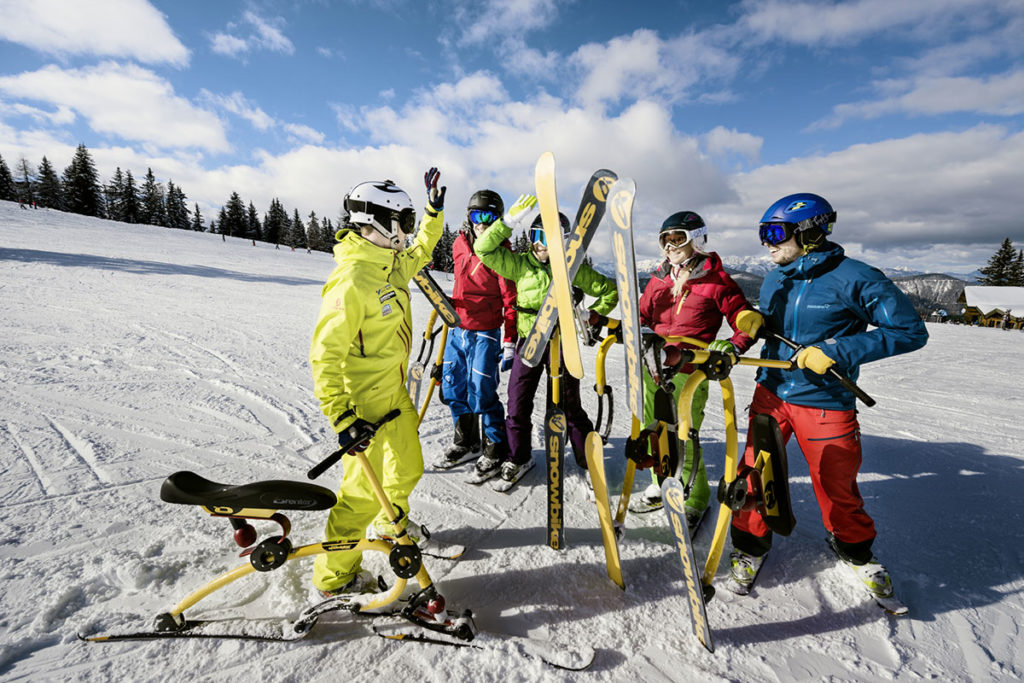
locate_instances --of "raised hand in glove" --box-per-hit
[734,309,765,338]
[502,194,539,231]
[707,339,736,354]
[795,346,836,375]
[500,341,515,372]
[424,167,446,213]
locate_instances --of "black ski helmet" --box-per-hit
[467,189,504,216]
[659,211,707,248]
[530,211,571,233]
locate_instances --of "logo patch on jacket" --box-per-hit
[378,285,397,316]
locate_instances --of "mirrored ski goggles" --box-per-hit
[468,209,499,226]
[759,222,797,246]
[659,227,705,249]
[529,227,547,246]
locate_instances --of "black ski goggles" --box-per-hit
[468,209,499,226]
[759,222,797,246]
[529,226,546,246]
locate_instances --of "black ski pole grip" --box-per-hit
[307,447,345,480]
[766,331,876,407]
[307,409,403,479]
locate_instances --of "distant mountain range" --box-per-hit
[592,255,977,315]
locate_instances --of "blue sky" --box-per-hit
[1,0,1021,272]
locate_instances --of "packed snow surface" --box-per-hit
[1,200,1022,681]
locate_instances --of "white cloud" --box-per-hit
[283,123,325,145]
[704,124,1024,271]
[454,0,564,46]
[0,62,228,152]
[0,0,188,65]
[812,70,1024,129]
[736,0,1001,46]
[210,33,250,58]
[200,90,275,131]
[208,11,294,60]
[243,11,294,55]
[703,126,763,163]
[570,29,740,109]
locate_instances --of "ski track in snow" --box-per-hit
[2,201,1023,682]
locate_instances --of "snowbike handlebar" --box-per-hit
[308,409,403,479]
[764,331,876,407]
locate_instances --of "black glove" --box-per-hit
[587,310,605,340]
[338,418,374,453]
[424,167,446,213]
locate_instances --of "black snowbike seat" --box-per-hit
[160,471,336,511]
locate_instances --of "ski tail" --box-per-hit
[535,152,583,379]
[661,477,714,652]
[520,168,618,368]
[413,269,461,327]
[607,178,642,420]
[585,431,624,589]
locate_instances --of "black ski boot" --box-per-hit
[437,414,480,469]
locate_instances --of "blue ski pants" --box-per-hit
[441,327,507,445]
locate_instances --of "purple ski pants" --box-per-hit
[504,339,593,469]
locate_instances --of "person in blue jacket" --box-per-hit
[729,192,928,599]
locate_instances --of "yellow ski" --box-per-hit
[534,152,584,379]
[585,432,624,589]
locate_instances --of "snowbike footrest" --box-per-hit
[160,471,337,512]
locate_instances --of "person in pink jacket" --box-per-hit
[436,190,518,470]
[634,211,755,530]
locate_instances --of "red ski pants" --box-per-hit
[731,384,876,546]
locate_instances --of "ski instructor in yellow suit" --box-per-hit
[309,169,445,595]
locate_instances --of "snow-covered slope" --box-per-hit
[1,200,1022,681]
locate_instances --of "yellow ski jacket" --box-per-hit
[310,210,443,431]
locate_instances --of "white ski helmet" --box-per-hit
[343,180,416,248]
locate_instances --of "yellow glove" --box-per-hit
[795,346,836,374]
[735,309,765,338]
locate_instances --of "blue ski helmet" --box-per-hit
[758,193,835,248]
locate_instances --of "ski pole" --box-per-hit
[766,331,876,407]
[417,325,450,427]
[307,409,402,480]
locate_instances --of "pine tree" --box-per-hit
[36,156,62,208]
[512,230,531,253]
[322,217,336,250]
[105,167,125,221]
[1010,249,1024,287]
[287,209,307,250]
[16,156,35,205]
[121,170,140,223]
[0,153,16,201]
[246,201,261,240]
[219,192,246,237]
[191,203,204,231]
[217,207,228,236]
[138,168,166,226]
[62,144,102,217]
[307,211,323,251]
[431,223,457,272]
[979,238,1017,286]
[165,180,190,230]
[263,198,288,245]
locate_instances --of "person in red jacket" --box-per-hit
[635,211,755,530]
[436,190,518,469]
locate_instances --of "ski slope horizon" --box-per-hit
[1,200,1022,681]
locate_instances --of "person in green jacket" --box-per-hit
[309,170,445,595]
[473,194,618,486]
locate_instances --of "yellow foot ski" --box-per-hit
[585,432,624,589]
[534,152,584,379]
